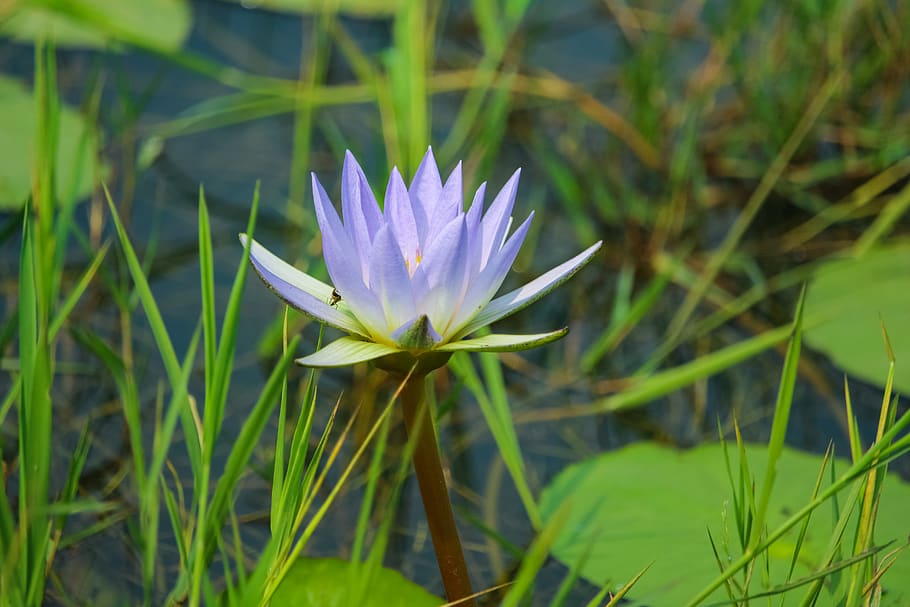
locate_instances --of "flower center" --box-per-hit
[404,249,422,276]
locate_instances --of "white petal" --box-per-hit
[437,328,568,352]
[296,336,400,367]
[455,241,602,339]
[240,234,367,336]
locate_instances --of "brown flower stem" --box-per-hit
[399,374,476,606]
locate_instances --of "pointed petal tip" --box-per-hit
[454,239,602,338]
[438,328,569,353]
[584,240,604,258]
[420,146,437,166]
[342,149,364,174]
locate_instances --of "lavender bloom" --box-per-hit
[241,148,601,368]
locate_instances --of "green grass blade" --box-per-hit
[202,336,300,560]
[500,505,567,607]
[581,269,670,372]
[199,187,216,404]
[519,324,792,422]
[17,211,53,607]
[449,351,542,528]
[205,182,260,457]
[104,184,202,474]
[750,288,805,548]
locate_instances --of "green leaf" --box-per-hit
[271,558,442,607]
[217,0,403,17]
[1,0,191,50]
[0,76,99,210]
[539,442,910,607]
[804,243,910,393]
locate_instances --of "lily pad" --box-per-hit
[271,557,443,607]
[804,243,910,393]
[0,0,191,50]
[219,0,402,16]
[539,442,910,606]
[0,76,98,210]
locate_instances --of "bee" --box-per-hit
[329,288,342,307]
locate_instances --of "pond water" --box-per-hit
[1,1,905,605]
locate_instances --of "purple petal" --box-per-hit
[465,182,486,235]
[479,168,521,268]
[239,234,367,337]
[409,147,442,244]
[464,182,487,276]
[368,224,417,335]
[384,167,420,268]
[426,161,462,240]
[455,240,603,338]
[341,151,382,252]
[312,173,348,250]
[414,216,470,335]
[313,174,386,335]
[312,174,362,281]
[450,211,534,334]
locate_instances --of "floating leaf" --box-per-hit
[0,0,191,50]
[271,558,443,607]
[804,243,910,393]
[219,0,403,16]
[0,76,99,210]
[539,442,910,607]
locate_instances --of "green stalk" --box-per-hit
[399,374,476,606]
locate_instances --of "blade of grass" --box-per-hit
[104,184,202,474]
[749,287,805,549]
[517,324,792,422]
[390,0,432,171]
[581,269,670,372]
[600,563,652,607]
[499,504,568,607]
[665,71,842,346]
[18,209,53,607]
[685,386,910,606]
[201,336,300,562]
[449,351,541,528]
[852,178,910,256]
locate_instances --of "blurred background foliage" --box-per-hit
[1,0,909,605]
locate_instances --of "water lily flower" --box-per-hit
[240,148,601,370]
